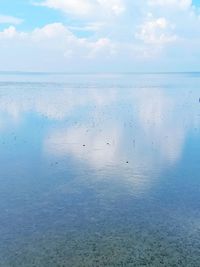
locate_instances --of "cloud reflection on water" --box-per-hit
[0,80,198,194]
[42,86,197,195]
[44,87,191,166]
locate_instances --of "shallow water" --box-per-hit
[0,73,200,266]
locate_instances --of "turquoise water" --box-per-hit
[0,73,200,266]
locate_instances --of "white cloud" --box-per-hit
[0,23,118,71]
[148,0,192,9]
[0,26,26,39]
[135,17,177,45]
[68,22,105,32]
[0,0,200,71]
[97,0,125,15]
[38,0,94,16]
[0,15,23,25]
[36,0,125,17]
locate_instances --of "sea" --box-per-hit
[0,72,200,266]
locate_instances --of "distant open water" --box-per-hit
[0,73,200,266]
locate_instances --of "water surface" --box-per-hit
[0,73,200,266]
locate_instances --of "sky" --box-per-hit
[0,0,200,72]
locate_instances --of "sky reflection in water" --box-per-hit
[0,73,200,266]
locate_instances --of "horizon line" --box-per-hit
[0,71,200,75]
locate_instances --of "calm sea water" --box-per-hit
[0,73,200,267]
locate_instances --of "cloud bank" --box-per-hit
[0,0,200,71]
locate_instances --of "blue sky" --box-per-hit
[0,0,200,72]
